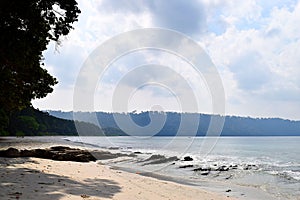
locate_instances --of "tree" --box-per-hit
[17,116,40,135]
[0,0,80,132]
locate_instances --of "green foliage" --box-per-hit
[17,116,39,135]
[0,129,9,136]
[0,0,80,133]
[16,131,25,137]
[6,107,104,136]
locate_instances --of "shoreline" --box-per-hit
[0,136,300,200]
[0,157,235,200]
[0,136,237,200]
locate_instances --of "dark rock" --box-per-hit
[0,146,117,162]
[134,151,142,154]
[75,154,95,162]
[1,148,20,157]
[193,167,211,172]
[201,171,210,176]
[50,146,72,151]
[141,155,179,165]
[231,165,238,169]
[52,153,69,161]
[20,150,35,157]
[82,154,96,162]
[217,166,229,171]
[108,147,119,150]
[33,149,55,159]
[54,155,64,161]
[193,167,201,171]
[183,156,193,161]
[179,165,194,169]
[81,194,90,198]
[243,164,258,170]
[226,189,232,192]
[52,151,96,162]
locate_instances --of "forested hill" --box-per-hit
[49,111,300,136]
[1,107,105,136]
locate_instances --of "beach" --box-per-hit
[1,136,299,200]
[0,137,235,200]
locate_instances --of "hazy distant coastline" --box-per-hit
[49,111,300,136]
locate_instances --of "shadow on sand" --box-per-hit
[0,158,121,199]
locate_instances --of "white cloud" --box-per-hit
[203,0,300,119]
[32,0,300,120]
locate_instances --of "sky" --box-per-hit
[32,0,300,120]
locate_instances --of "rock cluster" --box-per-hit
[183,156,193,161]
[193,165,230,172]
[139,154,179,165]
[192,164,259,176]
[178,156,259,176]
[0,146,96,162]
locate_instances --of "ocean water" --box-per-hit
[65,136,300,199]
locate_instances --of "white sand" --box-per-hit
[0,157,237,200]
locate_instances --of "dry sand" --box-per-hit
[0,157,236,200]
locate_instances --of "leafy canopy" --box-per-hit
[0,0,80,133]
[0,0,80,113]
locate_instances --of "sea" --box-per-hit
[64,136,300,200]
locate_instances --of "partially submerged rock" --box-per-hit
[183,156,193,161]
[179,164,194,169]
[138,154,179,165]
[200,171,210,176]
[193,167,211,172]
